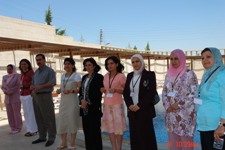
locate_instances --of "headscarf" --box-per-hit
[131,54,145,75]
[200,47,225,90]
[6,65,18,84]
[167,49,186,82]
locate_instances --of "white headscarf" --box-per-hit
[6,65,17,84]
[131,54,145,75]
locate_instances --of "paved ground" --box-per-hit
[0,108,201,150]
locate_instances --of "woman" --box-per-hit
[162,49,198,150]
[123,54,158,150]
[1,64,22,134]
[79,58,103,150]
[101,56,126,150]
[196,47,225,150]
[19,59,38,136]
[56,58,81,150]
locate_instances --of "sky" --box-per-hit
[0,0,225,51]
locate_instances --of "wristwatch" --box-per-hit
[218,122,225,127]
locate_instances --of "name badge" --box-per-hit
[194,98,202,105]
[168,92,176,98]
[106,93,113,98]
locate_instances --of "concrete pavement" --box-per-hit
[0,108,201,150]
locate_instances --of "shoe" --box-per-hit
[25,131,38,137]
[24,132,31,136]
[68,146,76,150]
[45,140,54,147]
[56,145,67,150]
[32,138,46,144]
[10,130,20,135]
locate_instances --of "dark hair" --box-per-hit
[7,64,13,69]
[201,48,211,55]
[19,59,33,72]
[83,58,101,72]
[105,56,124,73]
[64,57,76,72]
[36,54,45,60]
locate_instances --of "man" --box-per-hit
[31,54,56,147]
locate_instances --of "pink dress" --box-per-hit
[101,73,126,135]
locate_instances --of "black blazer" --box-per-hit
[79,73,104,117]
[123,69,156,119]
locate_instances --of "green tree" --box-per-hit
[145,42,150,51]
[133,45,137,50]
[56,28,66,35]
[45,5,52,25]
[127,43,132,49]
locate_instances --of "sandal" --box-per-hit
[56,145,67,150]
[24,132,31,136]
[25,131,38,137]
[68,146,76,150]
[29,132,38,136]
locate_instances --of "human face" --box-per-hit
[132,57,142,71]
[201,51,214,69]
[84,61,95,74]
[107,59,118,72]
[20,61,29,72]
[64,61,74,72]
[170,53,180,69]
[7,66,13,74]
[36,56,45,68]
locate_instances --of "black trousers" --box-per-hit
[82,113,102,150]
[200,130,225,150]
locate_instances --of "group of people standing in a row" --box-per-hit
[1,47,225,150]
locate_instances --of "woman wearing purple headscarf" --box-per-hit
[162,49,198,150]
[123,54,158,150]
[1,64,22,134]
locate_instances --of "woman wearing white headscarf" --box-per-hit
[1,64,22,134]
[123,54,158,150]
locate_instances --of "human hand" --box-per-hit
[108,88,116,93]
[56,89,61,94]
[171,103,179,110]
[214,126,225,140]
[63,90,71,94]
[166,106,173,113]
[100,88,106,93]
[81,99,88,109]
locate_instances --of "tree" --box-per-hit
[145,42,150,51]
[127,43,132,49]
[56,28,66,35]
[45,5,52,25]
[133,45,137,50]
[80,35,85,42]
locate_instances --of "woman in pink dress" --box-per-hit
[101,56,126,150]
[1,64,22,134]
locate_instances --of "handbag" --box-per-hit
[153,91,160,105]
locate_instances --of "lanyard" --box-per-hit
[109,73,117,88]
[63,73,72,89]
[171,72,181,91]
[198,66,220,97]
[131,74,141,92]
